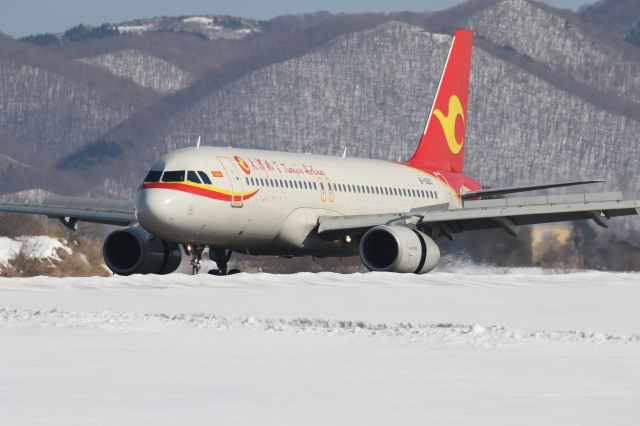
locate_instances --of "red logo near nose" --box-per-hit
[235,156,251,175]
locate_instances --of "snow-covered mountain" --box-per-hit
[80,49,194,94]
[579,0,640,45]
[116,15,263,40]
[0,35,154,165]
[466,0,640,105]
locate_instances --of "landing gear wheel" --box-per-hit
[207,268,240,276]
[209,248,235,276]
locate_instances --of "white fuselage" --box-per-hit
[136,147,462,256]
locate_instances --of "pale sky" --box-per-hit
[2,0,593,38]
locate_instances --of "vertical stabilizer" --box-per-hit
[407,30,473,173]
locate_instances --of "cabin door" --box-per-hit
[217,156,244,207]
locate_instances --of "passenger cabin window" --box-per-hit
[197,171,212,185]
[144,170,162,182]
[162,171,185,182]
[187,171,201,184]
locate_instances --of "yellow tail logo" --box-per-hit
[433,95,465,155]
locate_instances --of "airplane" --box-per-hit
[1,30,639,276]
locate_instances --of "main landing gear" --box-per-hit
[208,248,240,276]
[183,245,241,275]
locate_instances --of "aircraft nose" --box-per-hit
[135,188,178,237]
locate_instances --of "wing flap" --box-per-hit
[460,179,605,200]
[317,193,640,240]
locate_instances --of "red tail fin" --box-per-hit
[407,30,473,174]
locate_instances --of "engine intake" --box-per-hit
[359,225,440,274]
[103,227,182,275]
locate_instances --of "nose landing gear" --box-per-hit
[184,244,205,275]
[208,248,240,276]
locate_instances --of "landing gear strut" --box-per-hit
[184,244,205,275]
[208,248,240,275]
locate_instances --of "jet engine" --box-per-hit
[102,227,182,275]
[359,225,440,274]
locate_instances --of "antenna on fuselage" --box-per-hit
[342,147,347,158]
[196,136,201,149]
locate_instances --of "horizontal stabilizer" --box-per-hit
[460,179,604,200]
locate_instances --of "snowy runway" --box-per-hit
[1,270,639,425]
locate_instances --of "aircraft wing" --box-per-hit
[460,179,604,200]
[0,195,135,229]
[317,192,640,241]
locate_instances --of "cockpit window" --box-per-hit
[144,170,162,183]
[197,171,212,185]
[162,171,185,182]
[187,171,201,184]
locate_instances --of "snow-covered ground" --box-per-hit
[0,235,71,267]
[1,270,639,425]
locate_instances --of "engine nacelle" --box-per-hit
[359,225,440,274]
[103,227,182,275]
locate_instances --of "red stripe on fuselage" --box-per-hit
[142,182,258,201]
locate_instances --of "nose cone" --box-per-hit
[136,188,181,241]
